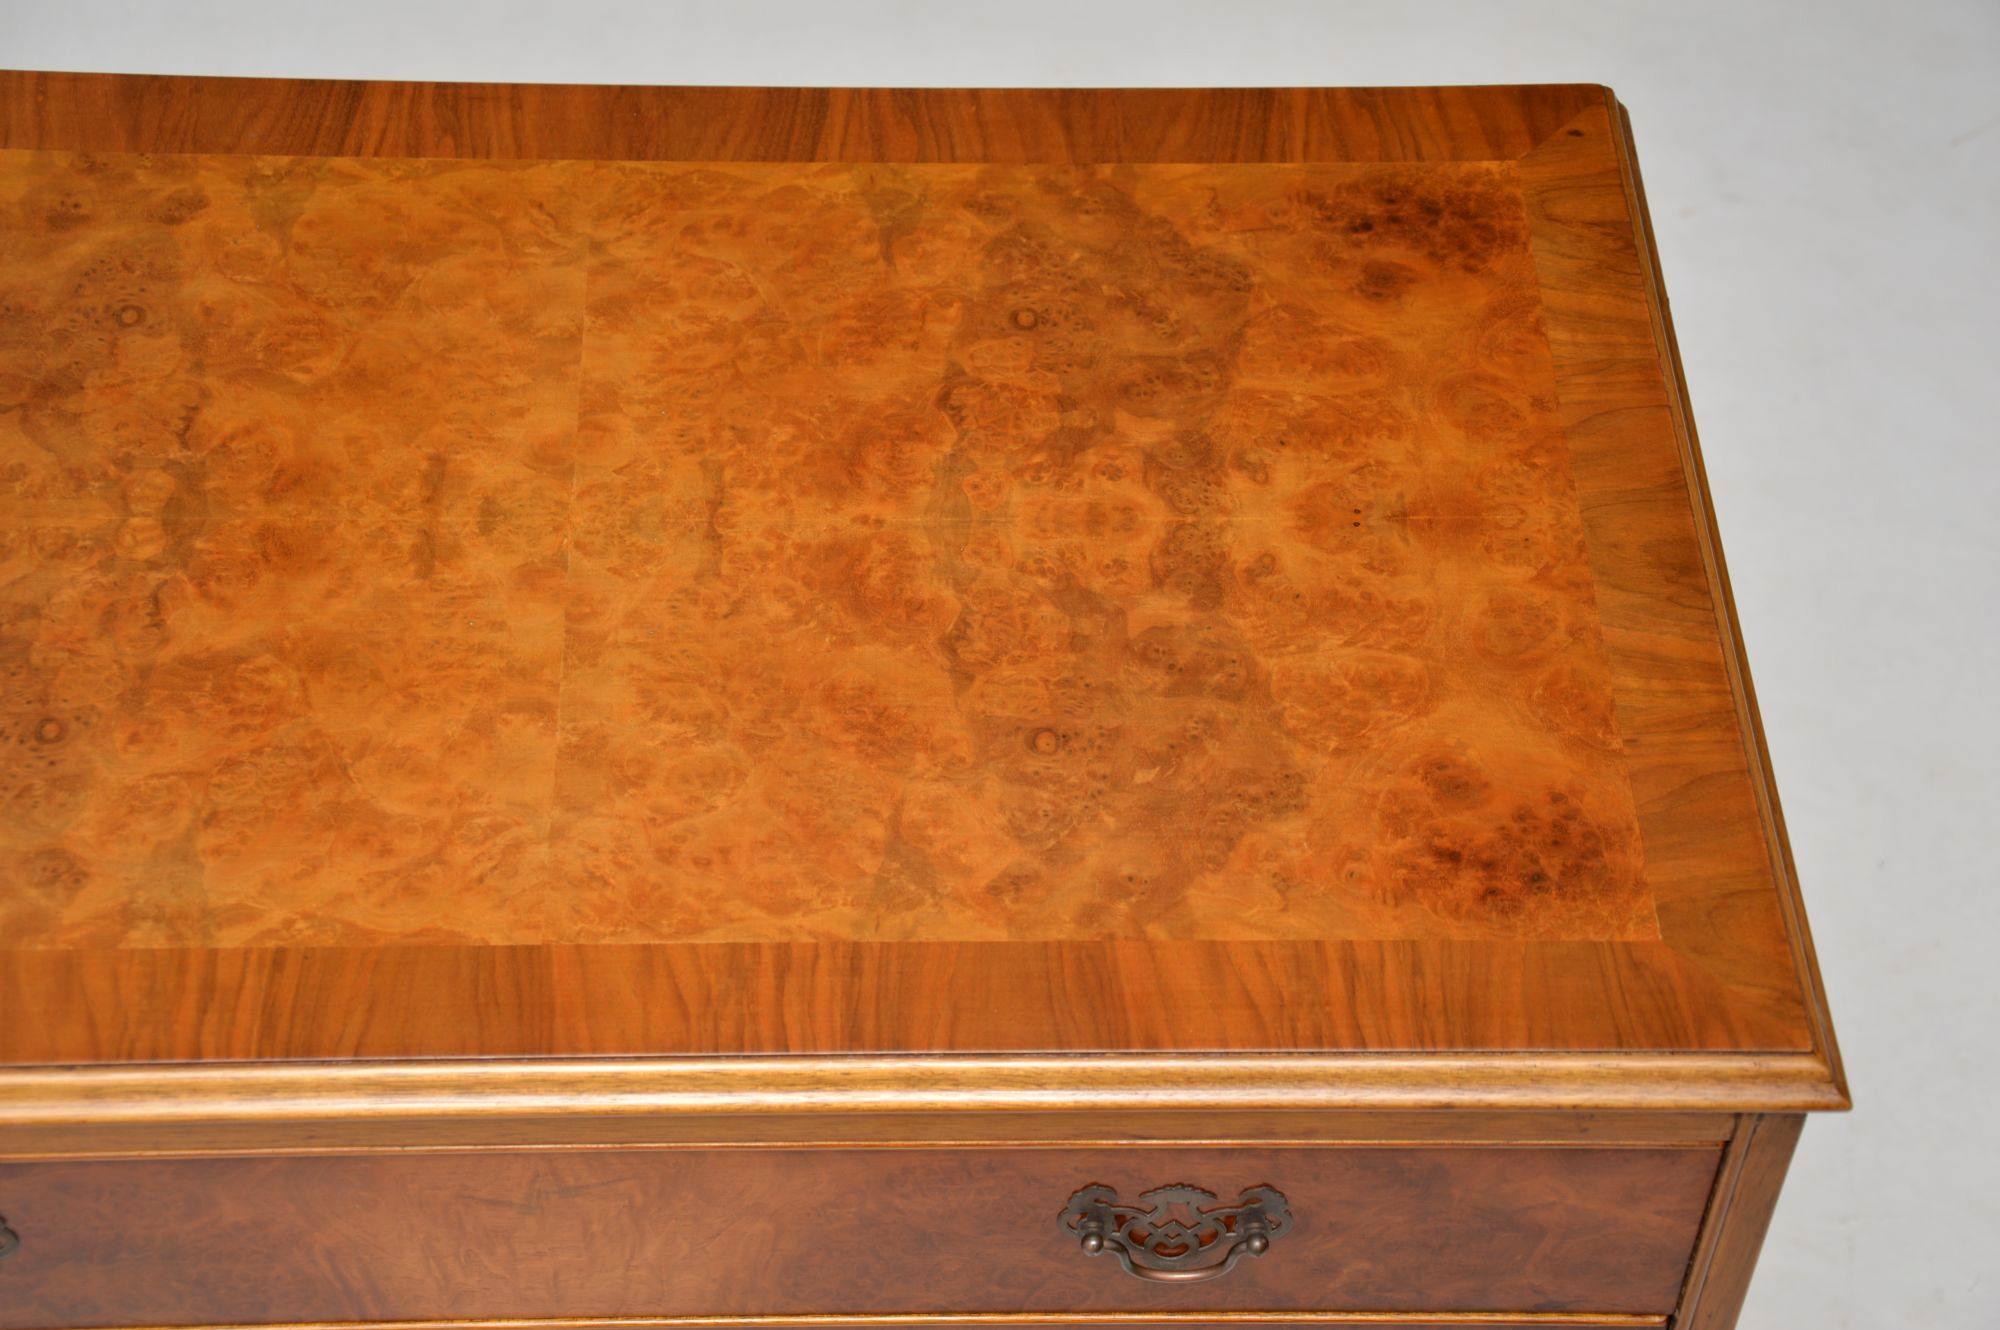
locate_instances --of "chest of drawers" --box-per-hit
[0,74,1843,1330]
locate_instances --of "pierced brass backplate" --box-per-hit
[1059,1182,1291,1283]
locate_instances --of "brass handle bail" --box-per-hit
[1059,1183,1291,1283]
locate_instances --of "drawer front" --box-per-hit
[0,1145,1717,1326]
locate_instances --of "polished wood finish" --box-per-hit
[0,77,1601,163]
[0,73,1842,1330]
[1676,1114,1807,1330]
[0,152,1649,949]
[0,1143,1717,1324]
[0,1101,1737,1162]
[0,76,1839,1102]
[0,1058,1835,1164]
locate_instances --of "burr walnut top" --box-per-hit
[0,76,1837,1087]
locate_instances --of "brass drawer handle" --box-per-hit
[1059,1183,1291,1283]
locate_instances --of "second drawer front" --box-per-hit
[0,1143,1718,1325]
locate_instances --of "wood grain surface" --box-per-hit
[0,77,1606,164]
[0,1056,1840,1164]
[0,1104,1737,1162]
[0,146,1651,949]
[0,1143,1718,1324]
[1674,1114,1806,1330]
[0,75,1840,1106]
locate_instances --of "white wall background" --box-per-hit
[3,2,1995,1325]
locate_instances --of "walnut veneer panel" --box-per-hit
[0,148,1648,949]
[0,77,1607,164]
[0,76,1836,1078]
[0,1144,1719,1324]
